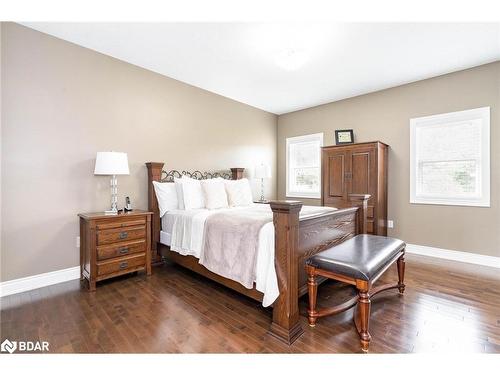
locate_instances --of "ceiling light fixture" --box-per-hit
[274,48,310,71]
[248,23,331,71]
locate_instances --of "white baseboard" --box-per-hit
[0,266,80,298]
[1,245,498,298]
[406,243,500,269]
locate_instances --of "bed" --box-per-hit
[146,162,369,344]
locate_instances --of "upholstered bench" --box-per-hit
[305,234,406,352]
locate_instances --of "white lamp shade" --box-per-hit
[94,152,130,175]
[254,164,271,179]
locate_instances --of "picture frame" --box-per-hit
[335,129,354,144]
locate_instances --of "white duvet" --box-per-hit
[160,204,336,307]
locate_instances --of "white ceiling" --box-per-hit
[23,23,500,114]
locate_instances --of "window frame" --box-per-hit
[286,132,324,199]
[410,107,490,207]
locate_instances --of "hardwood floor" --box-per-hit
[1,254,499,353]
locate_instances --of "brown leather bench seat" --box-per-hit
[306,234,406,281]
[305,234,406,352]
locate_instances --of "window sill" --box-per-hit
[410,198,490,208]
[286,194,321,199]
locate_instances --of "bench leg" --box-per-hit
[397,253,406,294]
[306,266,318,327]
[356,288,371,352]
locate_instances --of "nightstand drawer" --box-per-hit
[97,240,146,261]
[97,225,146,245]
[97,253,146,277]
[96,219,146,230]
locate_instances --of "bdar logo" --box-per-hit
[1,339,17,354]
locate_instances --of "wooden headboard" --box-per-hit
[145,162,244,263]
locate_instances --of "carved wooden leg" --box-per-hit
[306,266,318,327]
[356,288,371,352]
[397,252,406,294]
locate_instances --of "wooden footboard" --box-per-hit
[269,195,368,344]
[145,162,368,345]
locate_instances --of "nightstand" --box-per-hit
[78,210,153,291]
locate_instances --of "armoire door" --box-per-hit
[322,141,387,236]
[322,149,348,206]
[347,145,377,233]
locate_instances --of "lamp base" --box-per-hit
[259,178,266,202]
[107,175,119,215]
[254,199,269,204]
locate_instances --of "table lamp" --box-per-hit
[94,152,130,214]
[254,163,271,202]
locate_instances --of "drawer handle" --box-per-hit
[119,232,128,239]
[119,247,129,254]
[119,261,128,269]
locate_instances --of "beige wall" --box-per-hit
[0,23,277,281]
[278,61,500,257]
[2,22,499,283]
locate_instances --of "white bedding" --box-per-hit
[159,204,336,307]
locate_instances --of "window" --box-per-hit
[410,107,490,207]
[286,133,323,198]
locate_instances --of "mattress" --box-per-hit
[160,212,174,246]
[160,209,203,247]
[160,208,210,255]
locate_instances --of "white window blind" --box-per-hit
[286,133,323,198]
[410,107,490,207]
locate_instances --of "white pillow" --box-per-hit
[201,178,229,209]
[225,178,253,207]
[152,181,178,217]
[173,177,185,210]
[180,176,205,210]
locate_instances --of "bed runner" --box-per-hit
[199,204,336,289]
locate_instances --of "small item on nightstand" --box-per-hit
[124,196,133,212]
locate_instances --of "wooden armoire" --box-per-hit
[321,141,388,235]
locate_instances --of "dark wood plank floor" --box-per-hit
[1,254,499,353]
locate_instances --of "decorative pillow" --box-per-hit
[225,178,253,207]
[174,177,185,210]
[152,181,178,217]
[180,176,205,210]
[201,178,229,209]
